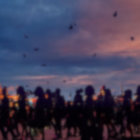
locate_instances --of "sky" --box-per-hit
[0,0,140,97]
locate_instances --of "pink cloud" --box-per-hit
[15,67,135,87]
[51,0,140,58]
[16,75,57,80]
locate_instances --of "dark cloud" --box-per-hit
[0,0,140,96]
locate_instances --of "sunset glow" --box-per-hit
[0,0,140,97]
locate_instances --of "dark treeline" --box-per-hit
[0,85,140,140]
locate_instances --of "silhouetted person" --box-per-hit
[73,89,83,137]
[34,86,46,140]
[120,89,133,138]
[25,104,36,140]
[65,101,75,137]
[0,87,9,140]
[44,89,53,127]
[129,103,138,134]
[7,106,20,140]
[17,86,27,136]
[96,86,106,118]
[53,88,65,139]
[90,110,103,140]
[104,89,116,139]
[1,87,19,140]
[81,85,102,140]
[134,85,140,133]
[81,85,93,140]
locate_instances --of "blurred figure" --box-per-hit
[26,104,36,140]
[90,110,103,140]
[65,101,74,137]
[81,85,102,140]
[103,89,116,139]
[7,105,20,140]
[120,89,133,138]
[134,85,140,133]
[53,88,65,139]
[44,89,53,128]
[17,86,28,137]
[129,103,137,134]
[73,89,83,137]
[34,86,46,140]
[0,87,9,140]
[96,86,106,119]
[2,84,140,140]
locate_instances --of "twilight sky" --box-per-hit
[0,0,140,97]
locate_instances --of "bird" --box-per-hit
[24,34,29,39]
[34,48,39,51]
[41,64,47,67]
[69,25,73,30]
[68,23,77,30]
[130,36,135,41]
[113,11,118,17]
[23,54,27,58]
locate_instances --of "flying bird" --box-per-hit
[34,48,39,51]
[23,54,27,58]
[113,11,118,17]
[130,36,135,41]
[68,23,77,30]
[41,64,47,67]
[24,34,29,39]
[69,25,73,30]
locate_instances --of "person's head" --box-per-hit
[46,89,51,95]
[105,89,112,98]
[2,86,7,96]
[55,88,61,97]
[124,89,132,100]
[136,85,140,96]
[17,86,26,99]
[85,85,95,97]
[76,88,83,96]
[45,89,52,99]
[34,86,44,98]
[100,85,106,96]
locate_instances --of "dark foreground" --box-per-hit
[0,123,140,140]
[1,85,140,140]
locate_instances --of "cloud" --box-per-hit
[16,75,57,80]
[0,0,140,96]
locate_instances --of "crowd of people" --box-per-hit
[0,85,140,140]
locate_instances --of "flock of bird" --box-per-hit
[21,10,135,86]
